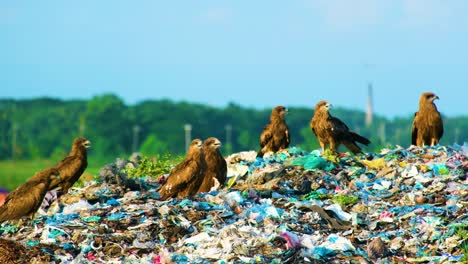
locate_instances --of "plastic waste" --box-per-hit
[0,144,465,263]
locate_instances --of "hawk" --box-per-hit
[311,100,370,154]
[159,139,207,200]
[197,137,227,193]
[257,106,290,157]
[49,137,90,194]
[0,168,60,223]
[411,92,443,146]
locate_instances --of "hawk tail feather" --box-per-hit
[350,132,371,145]
[343,141,363,154]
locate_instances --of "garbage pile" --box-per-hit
[1,144,467,263]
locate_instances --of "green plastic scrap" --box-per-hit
[302,191,330,200]
[0,224,18,234]
[323,149,340,163]
[384,154,398,160]
[49,229,66,239]
[179,199,193,207]
[158,233,166,244]
[291,155,335,171]
[288,147,305,155]
[431,164,450,175]
[332,195,359,207]
[26,241,40,247]
[82,216,101,223]
[348,166,366,176]
[278,153,288,161]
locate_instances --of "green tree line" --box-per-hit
[0,94,466,161]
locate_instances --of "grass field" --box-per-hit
[0,159,104,191]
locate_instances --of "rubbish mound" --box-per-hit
[1,144,467,263]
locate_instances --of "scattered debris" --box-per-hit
[0,144,467,263]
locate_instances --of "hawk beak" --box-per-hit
[84,140,91,148]
[214,140,222,147]
[434,95,440,100]
[326,103,332,108]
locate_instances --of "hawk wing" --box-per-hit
[0,181,48,221]
[159,159,200,200]
[329,116,350,138]
[52,156,87,190]
[259,124,272,148]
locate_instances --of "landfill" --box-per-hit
[0,144,467,263]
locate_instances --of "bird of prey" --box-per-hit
[49,137,90,194]
[159,139,207,200]
[411,92,443,146]
[311,100,370,154]
[0,168,60,223]
[257,106,290,157]
[197,137,227,193]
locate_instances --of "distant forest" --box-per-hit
[0,94,466,161]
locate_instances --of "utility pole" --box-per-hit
[184,124,192,151]
[225,124,232,154]
[132,125,141,153]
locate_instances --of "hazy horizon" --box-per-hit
[2,92,466,119]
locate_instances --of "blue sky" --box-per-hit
[1,0,467,117]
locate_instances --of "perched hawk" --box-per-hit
[159,139,207,200]
[411,92,443,146]
[50,137,90,194]
[0,168,60,223]
[311,100,370,154]
[257,106,290,157]
[197,137,227,193]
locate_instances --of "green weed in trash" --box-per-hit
[332,195,359,207]
[126,154,183,178]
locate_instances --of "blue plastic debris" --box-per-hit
[108,212,126,221]
[45,213,80,225]
[105,197,121,206]
[26,241,40,247]
[82,216,101,222]
[291,155,335,171]
[0,144,465,263]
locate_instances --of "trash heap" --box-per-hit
[1,144,467,263]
